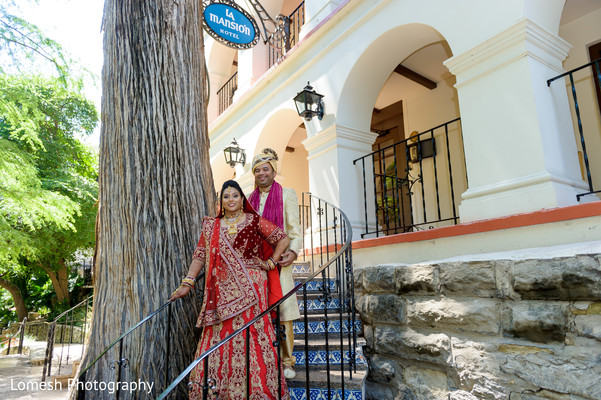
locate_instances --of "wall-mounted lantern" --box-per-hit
[223,139,246,167]
[293,82,324,121]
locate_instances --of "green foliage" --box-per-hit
[0,3,74,84]
[0,75,97,262]
[0,1,99,325]
[0,289,15,327]
[0,74,98,324]
[25,271,54,313]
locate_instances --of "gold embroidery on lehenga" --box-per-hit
[190,214,290,400]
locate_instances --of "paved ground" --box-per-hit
[0,341,82,400]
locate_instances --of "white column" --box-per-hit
[302,124,378,240]
[235,42,269,98]
[444,18,588,223]
[300,0,344,39]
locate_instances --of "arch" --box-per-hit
[252,107,302,167]
[336,23,447,132]
[248,107,309,195]
[523,0,566,34]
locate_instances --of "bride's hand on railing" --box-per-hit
[169,285,191,302]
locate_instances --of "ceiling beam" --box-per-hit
[394,64,437,90]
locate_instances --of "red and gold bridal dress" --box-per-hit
[189,213,291,400]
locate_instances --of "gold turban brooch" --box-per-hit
[251,148,279,173]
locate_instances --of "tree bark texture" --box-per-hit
[0,276,28,322]
[38,261,70,304]
[76,1,215,398]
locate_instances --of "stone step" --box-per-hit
[288,367,366,388]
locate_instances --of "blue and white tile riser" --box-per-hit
[293,348,367,366]
[292,263,312,274]
[294,320,363,335]
[289,387,363,400]
[298,298,341,311]
[296,279,337,292]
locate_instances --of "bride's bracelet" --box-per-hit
[266,257,277,271]
[181,276,195,288]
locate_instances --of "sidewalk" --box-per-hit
[0,341,81,400]
[0,355,68,399]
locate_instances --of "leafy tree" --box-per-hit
[0,74,98,323]
[0,2,76,84]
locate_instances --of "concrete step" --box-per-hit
[288,367,366,389]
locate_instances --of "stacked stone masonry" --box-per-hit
[354,255,601,400]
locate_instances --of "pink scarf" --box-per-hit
[249,181,284,229]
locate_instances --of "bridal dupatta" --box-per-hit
[189,211,290,400]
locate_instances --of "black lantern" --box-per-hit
[293,82,324,121]
[223,139,246,167]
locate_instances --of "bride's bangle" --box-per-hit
[182,277,195,287]
[266,257,277,271]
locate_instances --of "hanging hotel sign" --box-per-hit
[203,0,260,49]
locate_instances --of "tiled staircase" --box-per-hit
[287,262,366,400]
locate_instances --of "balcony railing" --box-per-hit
[548,58,601,200]
[353,118,466,238]
[268,2,305,68]
[217,71,237,115]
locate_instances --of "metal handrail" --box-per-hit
[1,317,27,355]
[353,118,465,238]
[547,57,601,200]
[359,118,460,160]
[157,192,354,399]
[547,57,601,86]
[74,272,204,386]
[42,296,93,381]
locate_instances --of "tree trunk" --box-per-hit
[75,1,215,399]
[0,276,28,322]
[38,261,70,304]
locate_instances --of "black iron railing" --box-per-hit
[42,296,93,382]
[71,194,357,399]
[268,2,305,68]
[547,58,601,200]
[353,118,466,238]
[1,317,27,355]
[73,279,204,399]
[25,321,48,341]
[157,192,356,400]
[217,71,238,115]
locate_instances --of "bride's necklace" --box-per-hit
[224,210,243,235]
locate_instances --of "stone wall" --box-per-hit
[354,255,601,399]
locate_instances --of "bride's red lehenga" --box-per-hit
[189,212,291,400]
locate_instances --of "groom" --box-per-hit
[249,148,302,380]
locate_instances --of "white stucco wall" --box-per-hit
[205,0,597,237]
